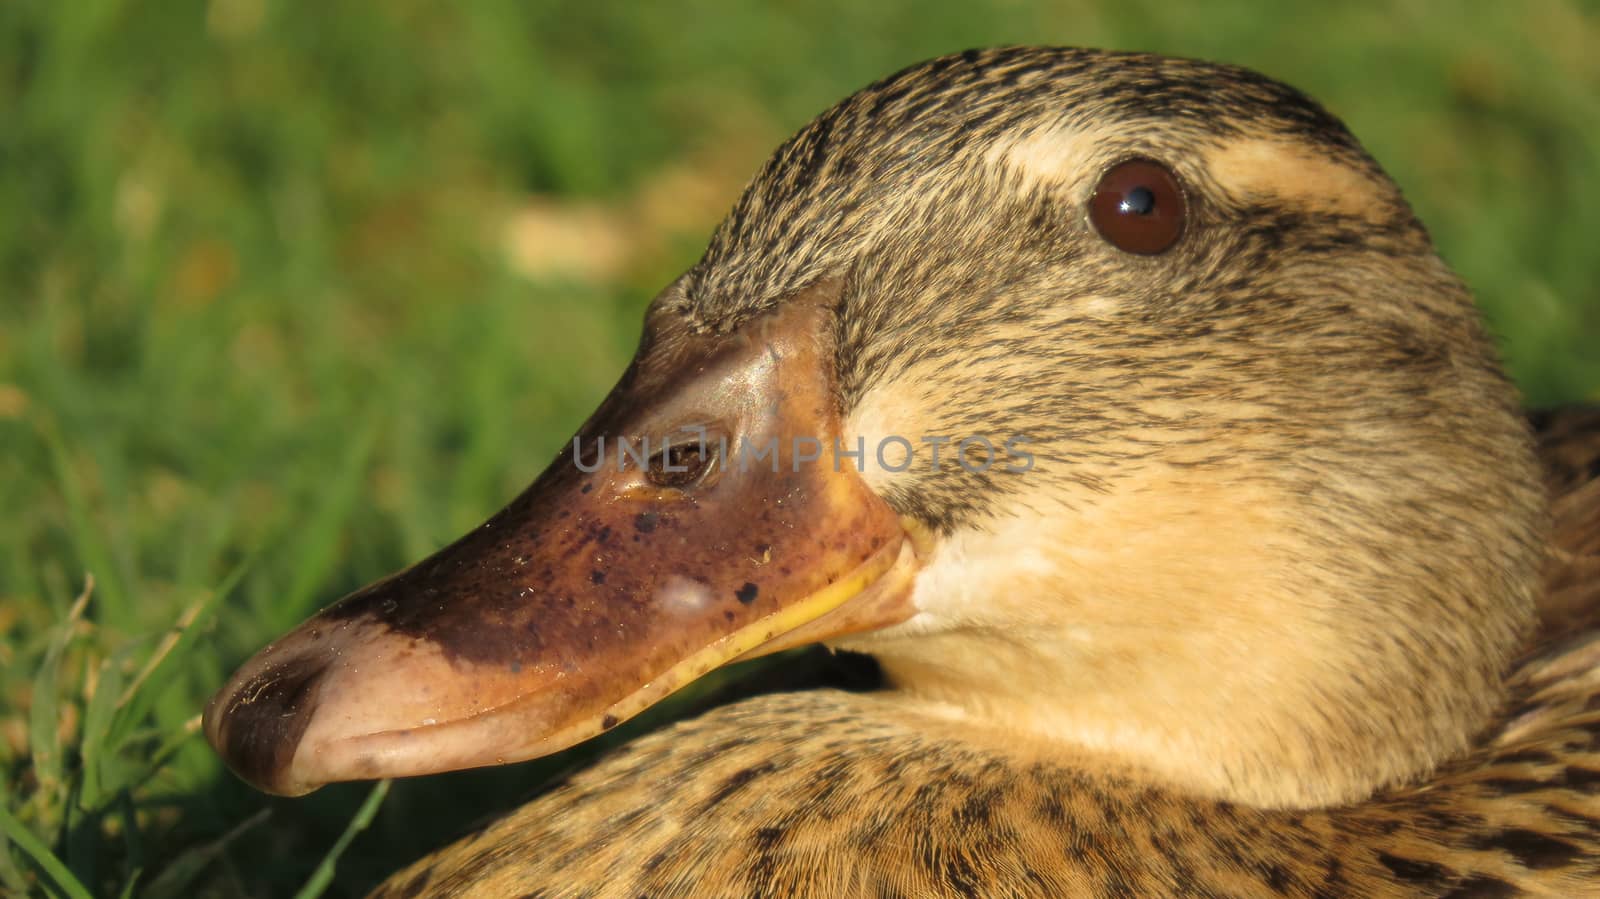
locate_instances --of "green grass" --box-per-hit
[2,1,1597,895]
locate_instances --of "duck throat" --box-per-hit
[832,464,1544,809]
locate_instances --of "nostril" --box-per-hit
[208,654,331,794]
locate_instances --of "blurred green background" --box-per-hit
[2,0,1597,895]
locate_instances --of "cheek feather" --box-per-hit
[841,380,934,494]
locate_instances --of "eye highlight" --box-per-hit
[1089,159,1186,255]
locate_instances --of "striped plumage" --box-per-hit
[204,48,1600,897]
[384,410,1600,897]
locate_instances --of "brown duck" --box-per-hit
[203,47,1600,896]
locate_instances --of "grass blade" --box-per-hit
[0,802,94,899]
[40,417,128,615]
[116,716,202,799]
[115,789,143,898]
[0,772,34,895]
[76,638,134,812]
[108,552,252,750]
[292,780,391,899]
[277,412,382,622]
[27,576,93,826]
[139,807,269,899]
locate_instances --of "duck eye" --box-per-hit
[646,440,719,489]
[1089,158,1186,255]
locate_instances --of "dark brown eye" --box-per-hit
[646,440,718,489]
[1089,159,1186,255]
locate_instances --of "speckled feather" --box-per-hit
[364,46,1600,896]
[378,408,1600,898]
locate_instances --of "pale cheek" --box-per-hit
[903,518,1073,630]
[841,384,923,493]
[843,381,1019,496]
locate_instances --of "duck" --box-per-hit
[202,47,1600,897]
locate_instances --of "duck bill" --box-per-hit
[203,284,922,796]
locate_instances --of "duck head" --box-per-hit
[206,47,1547,808]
